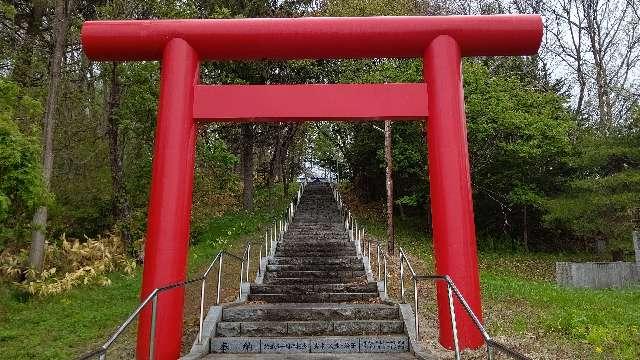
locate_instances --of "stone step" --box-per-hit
[266,263,364,271]
[281,236,350,242]
[202,353,417,359]
[264,277,364,285]
[269,256,361,265]
[248,292,378,303]
[223,303,400,322]
[250,283,377,294]
[276,243,354,250]
[216,320,404,337]
[210,335,409,353]
[265,270,366,279]
[275,250,358,257]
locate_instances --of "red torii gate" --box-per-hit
[81,15,542,359]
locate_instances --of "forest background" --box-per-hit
[1,0,639,298]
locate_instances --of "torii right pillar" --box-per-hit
[424,35,484,349]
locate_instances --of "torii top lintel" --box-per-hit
[81,15,542,61]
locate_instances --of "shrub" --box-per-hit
[0,233,135,296]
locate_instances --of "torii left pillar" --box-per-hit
[136,38,200,359]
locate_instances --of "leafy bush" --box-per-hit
[0,233,135,296]
[0,79,46,246]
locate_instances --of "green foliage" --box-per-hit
[0,79,46,245]
[323,59,575,247]
[544,170,640,249]
[463,61,575,235]
[194,183,298,246]
[0,192,290,359]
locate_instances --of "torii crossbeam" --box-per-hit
[81,15,542,359]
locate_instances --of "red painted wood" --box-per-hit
[137,38,199,360]
[424,36,483,349]
[81,15,542,61]
[192,84,428,121]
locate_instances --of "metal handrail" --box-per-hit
[399,247,531,360]
[80,181,307,360]
[332,187,389,297]
[364,237,389,296]
[79,248,247,360]
[330,184,529,360]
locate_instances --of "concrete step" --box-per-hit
[216,320,404,337]
[274,250,358,257]
[265,270,366,279]
[266,263,364,271]
[223,303,400,322]
[269,256,361,265]
[276,244,355,251]
[264,277,364,285]
[280,238,351,243]
[250,283,377,294]
[248,292,378,303]
[202,353,417,359]
[210,334,410,353]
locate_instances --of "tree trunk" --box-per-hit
[11,0,45,87]
[241,124,255,210]
[523,205,528,252]
[29,0,73,271]
[105,62,132,249]
[384,120,395,254]
[268,124,283,187]
[282,157,289,198]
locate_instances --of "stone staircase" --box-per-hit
[208,182,411,356]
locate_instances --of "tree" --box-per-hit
[384,120,395,254]
[240,123,255,210]
[0,79,46,246]
[104,62,132,249]
[543,0,640,130]
[29,0,73,270]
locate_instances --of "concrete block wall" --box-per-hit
[555,231,640,289]
[556,262,639,289]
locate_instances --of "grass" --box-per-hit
[356,212,640,359]
[0,184,297,360]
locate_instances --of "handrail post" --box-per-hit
[246,244,251,281]
[258,247,262,277]
[198,279,206,344]
[377,245,381,281]
[355,221,358,242]
[216,254,224,305]
[487,344,494,360]
[413,277,419,340]
[149,295,158,360]
[400,254,405,302]
[447,283,461,360]
[239,260,245,297]
[383,255,388,296]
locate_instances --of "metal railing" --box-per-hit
[79,247,248,360]
[365,238,389,296]
[331,183,529,360]
[399,247,532,360]
[332,184,389,297]
[80,182,306,360]
[257,181,305,277]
